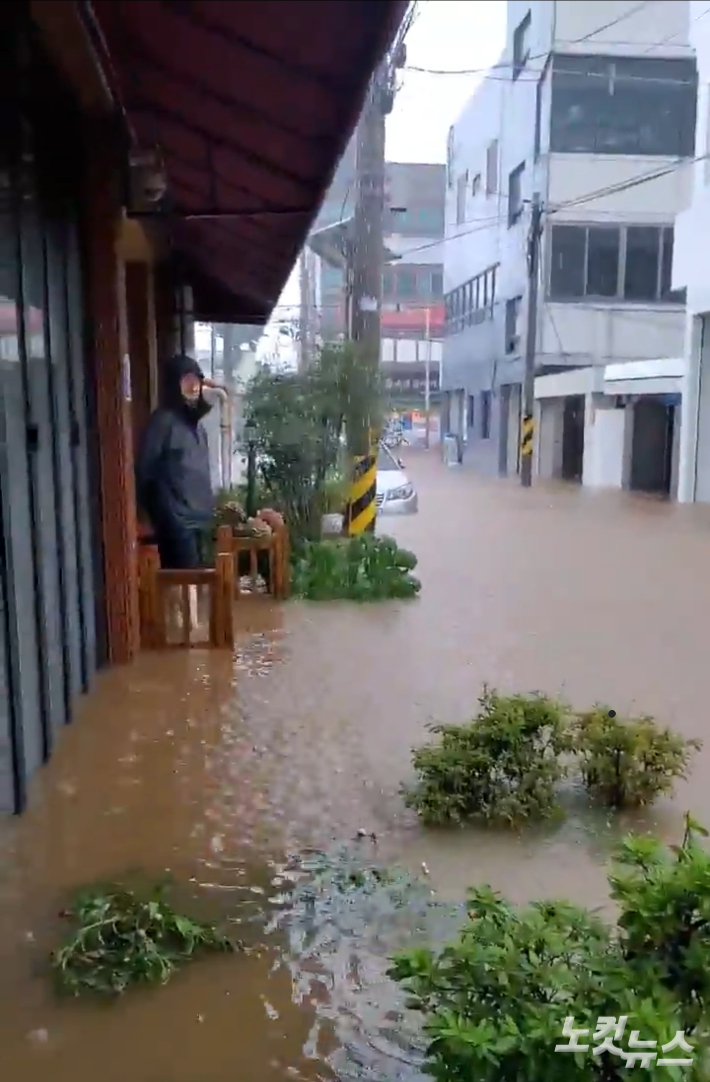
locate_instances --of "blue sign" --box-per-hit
[658,394,681,408]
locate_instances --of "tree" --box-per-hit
[242,342,382,541]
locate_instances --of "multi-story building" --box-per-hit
[382,163,445,406]
[442,0,696,494]
[673,1,710,503]
[309,153,445,407]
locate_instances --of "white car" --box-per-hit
[376,444,418,514]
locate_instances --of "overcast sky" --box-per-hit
[387,0,506,162]
[277,1,506,307]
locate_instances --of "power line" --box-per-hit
[403,0,706,79]
[402,1,710,80]
[392,151,706,262]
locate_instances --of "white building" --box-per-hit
[673,1,710,502]
[442,0,696,495]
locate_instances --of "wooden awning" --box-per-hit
[90,0,408,323]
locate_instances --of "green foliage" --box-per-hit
[243,343,384,543]
[390,817,710,1082]
[322,470,348,515]
[405,694,701,826]
[572,708,701,809]
[403,689,573,826]
[290,534,421,602]
[53,886,235,996]
[610,815,710,1034]
[389,877,692,1082]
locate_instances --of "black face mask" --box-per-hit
[182,390,212,422]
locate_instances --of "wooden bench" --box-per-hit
[230,525,290,600]
[137,524,235,649]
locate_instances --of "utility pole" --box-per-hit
[424,306,432,449]
[520,192,544,488]
[351,67,387,386]
[344,62,388,535]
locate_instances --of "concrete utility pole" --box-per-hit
[350,71,386,368]
[344,62,388,535]
[424,306,432,449]
[520,191,544,488]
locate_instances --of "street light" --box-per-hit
[243,418,258,518]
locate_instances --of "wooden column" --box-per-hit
[82,121,139,663]
[125,261,157,460]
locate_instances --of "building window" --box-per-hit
[513,11,531,80]
[471,172,482,197]
[486,140,498,195]
[505,297,521,354]
[548,223,686,303]
[534,80,543,159]
[385,203,445,237]
[385,265,443,302]
[468,394,475,429]
[456,171,468,225]
[508,162,525,226]
[624,227,660,301]
[550,54,697,158]
[481,390,492,439]
[444,263,499,336]
[660,226,685,302]
[586,226,620,298]
[397,269,417,298]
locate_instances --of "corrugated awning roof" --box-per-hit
[90,0,407,324]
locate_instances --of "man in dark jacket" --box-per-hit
[136,354,215,569]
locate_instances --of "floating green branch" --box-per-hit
[53,886,236,997]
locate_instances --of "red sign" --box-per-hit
[380,304,444,334]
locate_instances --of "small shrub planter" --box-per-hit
[404,689,702,827]
[403,688,573,826]
[571,707,701,809]
[291,535,421,601]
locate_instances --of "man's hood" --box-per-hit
[161,354,212,419]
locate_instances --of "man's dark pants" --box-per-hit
[156,523,204,570]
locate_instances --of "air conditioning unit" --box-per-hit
[128,146,168,212]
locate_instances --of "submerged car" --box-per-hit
[376,444,418,514]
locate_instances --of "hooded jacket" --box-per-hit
[135,354,214,532]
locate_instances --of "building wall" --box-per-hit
[583,400,627,487]
[672,1,710,502]
[312,159,445,346]
[0,10,103,812]
[443,0,695,478]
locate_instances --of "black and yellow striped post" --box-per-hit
[345,449,378,535]
[520,413,534,464]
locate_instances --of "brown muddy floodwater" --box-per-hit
[3,450,710,1081]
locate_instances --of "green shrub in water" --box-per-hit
[405,692,700,826]
[403,688,573,826]
[572,707,701,809]
[53,886,235,996]
[390,816,710,1082]
[291,534,421,601]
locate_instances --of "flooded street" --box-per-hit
[3,449,710,1079]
